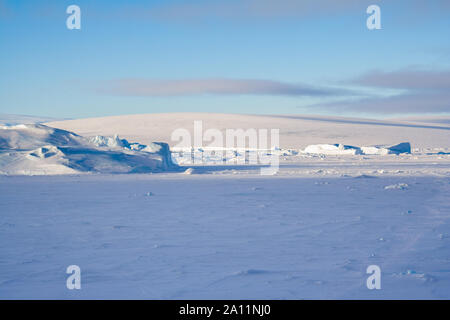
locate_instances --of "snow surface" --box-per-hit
[0,174,449,299]
[0,113,449,299]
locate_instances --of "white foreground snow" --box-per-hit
[0,174,449,299]
[0,113,449,299]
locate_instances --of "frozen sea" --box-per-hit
[1,172,449,299]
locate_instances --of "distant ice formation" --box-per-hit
[0,124,176,175]
[303,142,411,155]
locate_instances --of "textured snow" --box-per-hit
[0,124,176,175]
[0,174,449,299]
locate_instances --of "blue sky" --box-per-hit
[0,0,449,119]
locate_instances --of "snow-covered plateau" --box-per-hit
[0,113,449,299]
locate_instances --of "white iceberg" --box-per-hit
[90,134,129,148]
[303,142,411,155]
[0,124,177,175]
[303,144,362,155]
[361,142,411,155]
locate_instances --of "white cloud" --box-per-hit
[97,78,347,97]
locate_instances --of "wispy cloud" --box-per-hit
[97,78,347,97]
[309,68,450,114]
[350,69,450,90]
[310,92,450,114]
[97,69,450,114]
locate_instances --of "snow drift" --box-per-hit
[0,124,176,175]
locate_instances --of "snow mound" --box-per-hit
[303,142,411,155]
[0,124,82,150]
[384,183,409,190]
[0,124,177,175]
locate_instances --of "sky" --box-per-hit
[0,0,449,119]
